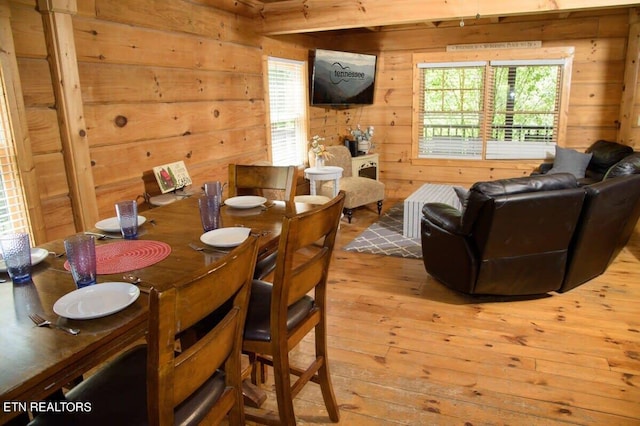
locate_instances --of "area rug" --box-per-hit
[343,203,422,259]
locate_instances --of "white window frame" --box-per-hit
[412,47,574,162]
[0,70,31,236]
[266,57,309,166]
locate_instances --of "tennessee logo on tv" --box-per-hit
[330,62,365,84]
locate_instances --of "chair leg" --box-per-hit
[345,208,353,223]
[316,324,340,422]
[377,200,383,215]
[228,388,244,426]
[248,352,267,384]
[272,350,297,426]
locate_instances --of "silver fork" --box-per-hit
[28,313,80,335]
[188,243,229,254]
[83,232,122,240]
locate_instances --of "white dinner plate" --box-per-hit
[224,196,267,209]
[95,216,147,233]
[200,227,251,248]
[0,247,48,272]
[53,282,140,320]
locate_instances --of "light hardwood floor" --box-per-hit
[247,200,640,425]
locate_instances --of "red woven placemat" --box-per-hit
[64,240,172,274]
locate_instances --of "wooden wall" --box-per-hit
[8,0,314,241]
[308,9,636,199]
[5,0,638,241]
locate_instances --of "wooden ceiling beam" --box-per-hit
[258,0,640,34]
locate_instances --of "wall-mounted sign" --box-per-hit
[447,41,542,51]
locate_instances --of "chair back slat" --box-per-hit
[229,164,297,202]
[288,251,328,306]
[173,308,238,405]
[174,252,257,331]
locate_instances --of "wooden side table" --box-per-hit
[304,166,343,197]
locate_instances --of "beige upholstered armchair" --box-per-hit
[313,145,384,222]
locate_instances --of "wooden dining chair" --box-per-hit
[228,163,297,280]
[242,191,345,425]
[228,164,297,203]
[29,236,259,426]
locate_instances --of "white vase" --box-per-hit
[358,139,371,155]
[315,155,325,169]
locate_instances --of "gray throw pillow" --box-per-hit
[453,186,468,211]
[547,146,593,179]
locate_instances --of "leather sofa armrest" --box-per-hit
[577,177,599,186]
[603,152,640,179]
[421,208,478,294]
[422,203,463,235]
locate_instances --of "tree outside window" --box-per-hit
[414,49,572,161]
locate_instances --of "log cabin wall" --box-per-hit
[306,8,639,199]
[7,0,314,242]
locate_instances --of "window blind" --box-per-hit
[0,74,30,235]
[268,57,307,166]
[417,64,485,159]
[486,62,562,159]
[417,58,564,160]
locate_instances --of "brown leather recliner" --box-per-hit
[560,173,640,292]
[421,174,585,296]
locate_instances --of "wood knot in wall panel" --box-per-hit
[115,115,128,127]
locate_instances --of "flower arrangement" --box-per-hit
[310,135,333,159]
[349,124,375,154]
[349,124,374,142]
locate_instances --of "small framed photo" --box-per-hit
[152,161,192,193]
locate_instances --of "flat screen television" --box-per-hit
[310,49,377,106]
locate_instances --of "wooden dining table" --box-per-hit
[0,195,311,424]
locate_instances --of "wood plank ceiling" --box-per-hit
[246,0,640,35]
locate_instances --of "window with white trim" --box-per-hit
[0,70,30,235]
[414,50,572,160]
[267,57,308,166]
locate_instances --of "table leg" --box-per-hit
[309,179,317,196]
